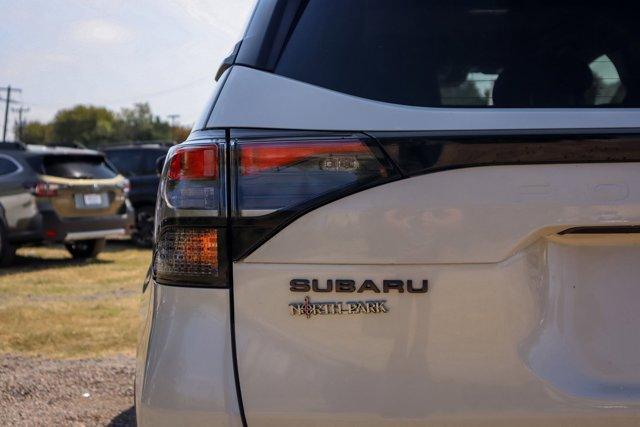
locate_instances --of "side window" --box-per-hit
[0,157,19,176]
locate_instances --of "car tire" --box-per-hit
[65,238,106,259]
[131,206,155,248]
[0,224,16,267]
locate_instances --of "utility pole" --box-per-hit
[12,106,29,141]
[1,86,22,143]
[167,114,180,142]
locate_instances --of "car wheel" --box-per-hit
[65,238,106,259]
[0,224,16,267]
[132,206,155,248]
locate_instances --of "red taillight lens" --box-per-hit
[164,144,222,211]
[240,140,369,175]
[33,182,60,197]
[236,137,389,215]
[168,146,218,180]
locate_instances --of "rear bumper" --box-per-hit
[40,204,135,242]
[135,279,242,427]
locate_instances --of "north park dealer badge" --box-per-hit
[288,278,428,318]
[289,296,389,318]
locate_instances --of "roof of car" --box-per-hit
[102,141,173,151]
[0,142,27,151]
[25,144,103,156]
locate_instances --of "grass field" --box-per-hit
[0,242,150,359]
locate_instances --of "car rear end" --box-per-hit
[137,1,640,426]
[26,147,134,244]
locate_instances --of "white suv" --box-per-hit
[136,1,640,426]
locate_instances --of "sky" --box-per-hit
[0,0,255,140]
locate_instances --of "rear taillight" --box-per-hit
[153,139,228,287]
[232,133,398,258]
[236,136,391,215]
[164,145,223,211]
[33,182,61,197]
[154,223,228,286]
[151,132,398,287]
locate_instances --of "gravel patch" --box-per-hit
[0,354,135,426]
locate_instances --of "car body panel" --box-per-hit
[246,163,640,264]
[233,163,640,425]
[38,174,128,218]
[0,152,41,237]
[136,280,242,427]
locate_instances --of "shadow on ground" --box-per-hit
[104,239,143,252]
[5,253,113,272]
[108,406,136,426]
[0,239,150,273]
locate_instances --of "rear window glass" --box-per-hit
[238,0,640,108]
[106,149,167,176]
[105,150,143,176]
[41,155,117,179]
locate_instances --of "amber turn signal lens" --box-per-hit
[154,227,219,282]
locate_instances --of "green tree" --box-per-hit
[52,105,118,147]
[172,125,191,143]
[116,103,171,142]
[19,121,54,145]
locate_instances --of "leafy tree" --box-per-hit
[172,125,191,143]
[20,103,182,147]
[52,105,118,147]
[19,121,54,145]
[116,103,171,142]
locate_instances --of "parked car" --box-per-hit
[103,144,169,247]
[137,1,640,426]
[0,142,134,265]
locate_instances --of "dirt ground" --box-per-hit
[0,354,135,426]
[0,243,148,425]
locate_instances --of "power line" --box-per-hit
[1,86,23,143]
[23,75,212,110]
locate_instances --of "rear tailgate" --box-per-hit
[229,129,640,426]
[37,154,126,218]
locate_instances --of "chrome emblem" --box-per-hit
[289,296,389,318]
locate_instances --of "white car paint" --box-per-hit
[233,163,640,426]
[136,283,242,427]
[246,163,640,264]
